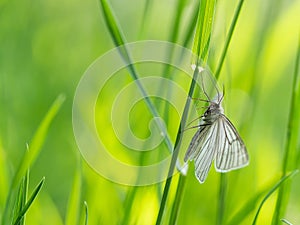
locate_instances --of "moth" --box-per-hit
[184,69,249,183]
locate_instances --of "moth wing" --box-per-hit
[185,121,220,183]
[215,115,249,172]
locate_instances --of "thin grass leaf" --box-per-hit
[84,201,88,225]
[98,0,174,153]
[226,175,285,225]
[156,0,217,223]
[155,65,200,225]
[281,218,293,225]
[13,169,29,225]
[13,177,45,225]
[0,140,8,207]
[182,1,200,48]
[169,174,187,225]
[272,34,300,225]
[79,201,88,225]
[160,0,186,79]
[252,170,298,225]
[214,0,245,80]
[12,94,65,188]
[2,95,65,225]
[192,0,216,63]
[65,165,82,225]
[215,0,246,222]
[138,0,152,39]
[216,173,227,225]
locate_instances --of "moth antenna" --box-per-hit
[185,115,205,129]
[200,71,211,102]
[219,84,225,104]
[191,97,210,103]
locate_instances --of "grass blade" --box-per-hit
[138,0,152,38]
[12,94,65,188]
[65,164,82,225]
[281,218,293,225]
[13,177,45,225]
[13,169,29,225]
[215,0,246,222]
[98,0,174,153]
[192,0,216,63]
[0,140,8,207]
[156,0,217,223]
[214,0,245,80]
[83,201,88,225]
[2,94,65,225]
[272,34,300,225]
[182,2,200,48]
[227,175,288,225]
[216,173,227,225]
[155,66,199,225]
[252,170,298,225]
[169,174,187,225]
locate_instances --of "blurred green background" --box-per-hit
[0,0,300,224]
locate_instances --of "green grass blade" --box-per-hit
[252,170,298,225]
[169,174,187,225]
[281,218,293,225]
[0,140,8,208]
[156,0,217,223]
[2,94,65,225]
[13,169,29,225]
[192,0,216,63]
[13,177,45,225]
[226,175,285,225]
[12,94,65,188]
[138,0,152,38]
[160,0,186,79]
[83,201,88,225]
[182,1,200,48]
[214,0,245,80]
[65,165,82,225]
[155,65,200,225]
[215,0,246,222]
[98,0,174,153]
[272,34,300,225]
[216,173,227,225]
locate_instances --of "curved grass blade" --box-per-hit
[2,94,65,225]
[0,140,8,208]
[214,0,245,80]
[216,173,227,225]
[192,0,216,64]
[161,8,200,217]
[156,0,217,223]
[138,0,152,39]
[169,174,187,225]
[12,94,65,188]
[252,170,298,225]
[13,169,29,225]
[281,218,293,225]
[65,164,82,225]
[155,63,200,225]
[13,177,45,225]
[272,34,300,225]
[227,175,287,225]
[83,201,88,225]
[98,0,173,153]
[215,0,246,222]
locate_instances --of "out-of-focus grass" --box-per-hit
[1,0,300,224]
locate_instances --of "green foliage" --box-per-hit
[1,0,300,224]
[13,176,45,225]
[1,95,64,224]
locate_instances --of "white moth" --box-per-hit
[184,69,249,183]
